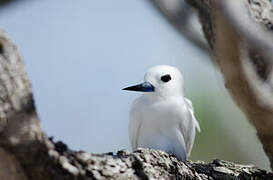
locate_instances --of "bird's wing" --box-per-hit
[173,128,187,161]
[184,98,200,132]
[128,99,142,150]
[178,98,200,156]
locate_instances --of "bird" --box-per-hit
[122,65,200,162]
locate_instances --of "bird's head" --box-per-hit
[123,65,184,97]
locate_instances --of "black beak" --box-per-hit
[122,82,154,92]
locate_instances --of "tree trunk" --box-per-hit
[0,0,273,179]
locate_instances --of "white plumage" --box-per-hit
[123,65,200,161]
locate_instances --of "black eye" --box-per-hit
[161,74,171,83]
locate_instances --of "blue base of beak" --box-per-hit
[123,82,154,92]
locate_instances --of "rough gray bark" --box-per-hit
[150,0,273,170]
[0,26,272,179]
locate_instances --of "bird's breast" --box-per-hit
[141,100,185,124]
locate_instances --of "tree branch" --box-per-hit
[148,0,209,53]
[181,0,273,169]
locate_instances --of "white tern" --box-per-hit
[123,65,200,161]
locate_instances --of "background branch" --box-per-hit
[184,0,273,169]
[149,0,209,53]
